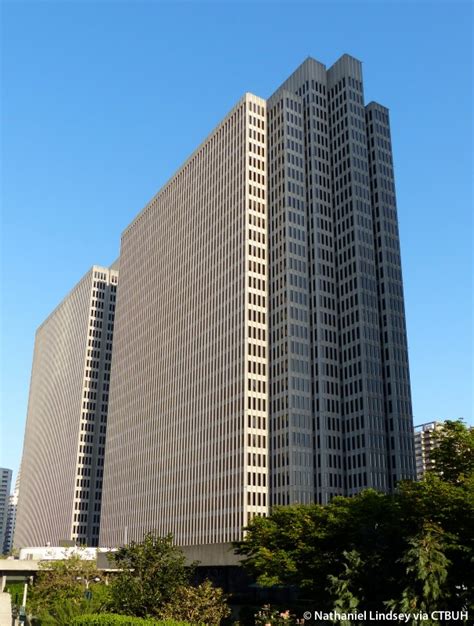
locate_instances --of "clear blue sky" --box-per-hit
[1,1,472,482]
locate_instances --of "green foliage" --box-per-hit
[5,582,24,608]
[236,420,474,614]
[398,473,474,611]
[327,550,363,623]
[31,586,111,624]
[33,598,85,625]
[27,556,110,625]
[70,615,191,625]
[108,533,195,618]
[386,523,450,623]
[429,420,474,484]
[235,490,405,608]
[159,579,230,624]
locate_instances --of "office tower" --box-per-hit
[0,469,12,552]
[3,470,20,554]
[14,266,118,548]
[99,93,269,550]
[267,55,415,506]
[99,54,415,551]
[414,421,444,479]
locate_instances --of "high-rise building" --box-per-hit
[100,93,269,551]
[14,266,118,548]
[99,54,415,552]
[3,469,20,554]
[414,421,444,479]
[267,56,415,506]
[0,469,12,551]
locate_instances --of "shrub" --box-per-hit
[160,580,230,624]
[5,582,24,608]
[71,615,191,625]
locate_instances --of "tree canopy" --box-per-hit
[429,419,474,484]
[235,419,474,619]
[109,533,193,618]
[28,555,109,625]
[108,532,229,623]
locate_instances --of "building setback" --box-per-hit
[0,469,12,552]
[14,266,118,548]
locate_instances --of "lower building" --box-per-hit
[2,469,20,554]
[14,266,118,548]
[414,421,444,479]
[0,469,12,552]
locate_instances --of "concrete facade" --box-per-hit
[14,266,118,548]
[0,593,12,626]
[99,93,268,548]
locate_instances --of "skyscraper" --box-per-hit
[267,56,415,506]
[99,94,269,551]
[14,266,118,548]
[99,54,415,551]
[0,469,12,552]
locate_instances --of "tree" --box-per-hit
[108,533,195,618]
[160,579,230,624]
[397,473,474,612]
[386,523,450,624]
[235,490,407,610]
[235,420,474,616]
[28,555,108,625]
[326,550,364,624]
[429,420,474,484]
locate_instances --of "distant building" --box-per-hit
[18,545,111,561]
[414,422,444,479]
[14,265,118,548]
[0,469,12,551]
[3,469,20,554]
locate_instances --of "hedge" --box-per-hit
[70,616,192,626]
